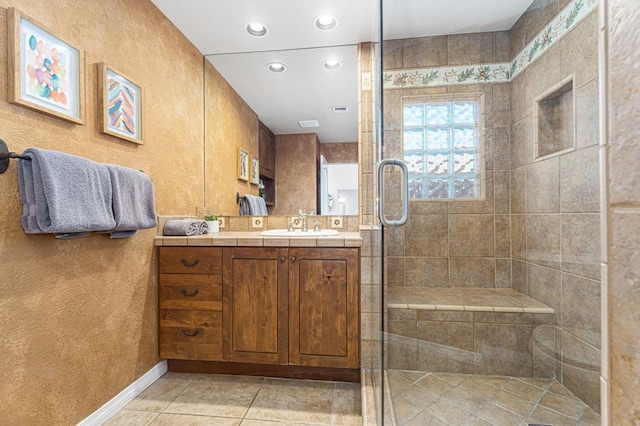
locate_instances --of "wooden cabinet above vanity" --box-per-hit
[258,121,276,206]
[258,121,275,178]
[157,244,360,381]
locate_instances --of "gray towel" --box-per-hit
[240,194,268,216]
[163,219,201,236]
[106,164,157,238]
[239,197,250,216]
[18,148,115,235]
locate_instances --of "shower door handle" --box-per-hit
[377,159,409,226]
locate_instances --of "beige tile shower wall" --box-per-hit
[605,0,640,423]
[271,133,319,215]
[320,142,358,163]
[360,229,382,370]
[0,0,213,423]
[359,42,377,227]
[509,4,601,412]
[382,32,512,290]
[357,43,382,372]
[204,61,259,216]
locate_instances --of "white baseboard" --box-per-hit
[77,360,168,426]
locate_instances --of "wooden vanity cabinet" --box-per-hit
[158,247,223,361]
[159,246,360,375]
[222,247,289,365]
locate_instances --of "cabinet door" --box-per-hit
[259,124,269,174]
[222,247,289,364]
[289,248,360,369]
[259,122,276,177]
[265,129,275,175]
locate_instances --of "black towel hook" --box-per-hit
[0,139,31,174]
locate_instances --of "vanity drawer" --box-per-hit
[159,309,222,361]
[159,274,222,311]
[159,247,222,275]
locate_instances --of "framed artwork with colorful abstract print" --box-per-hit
[8,8,84,124]
[98,63,143,144]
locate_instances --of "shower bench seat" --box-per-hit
[386,287,556,378]
[387,287,554,313]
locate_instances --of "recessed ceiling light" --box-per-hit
[313,14,338,31]
[246,21,268,37]
[267,62,286,72]
[323,59,341,70]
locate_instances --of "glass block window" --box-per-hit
[403,98,482,199]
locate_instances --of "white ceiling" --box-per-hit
[150,0,534,143]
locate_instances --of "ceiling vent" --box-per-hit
[298,120,320,128]
[332,106,348,113]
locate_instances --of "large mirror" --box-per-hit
[206,46,359,216]
[150,0,375,217]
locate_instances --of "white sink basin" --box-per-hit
[260,229,340,237]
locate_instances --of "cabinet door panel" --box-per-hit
[232,258,279,354]
[289,248,360,369]
[223,248,288,365]
[298,259,348,357]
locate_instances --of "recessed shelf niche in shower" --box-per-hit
[533,74,577,160]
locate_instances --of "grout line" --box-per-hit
[145,412,161,425]
[160,375,195,413]
[240,377,265,420]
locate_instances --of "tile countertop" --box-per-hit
[154,231,363,248]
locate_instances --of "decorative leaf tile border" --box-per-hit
[383,0,597,89]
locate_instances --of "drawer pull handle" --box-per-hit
[290,256,296,262]
[180,329,200,337]
[180,258,200,267]
[180,288,199,297]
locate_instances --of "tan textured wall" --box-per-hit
[0,1,208,423]
[204,61,259,217]
[320,142,358,163]
[606,0,640,422]
[271,133,318,215]
[509,5,601,411]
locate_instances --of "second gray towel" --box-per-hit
[240,194,268,216]
[106,164,158,237]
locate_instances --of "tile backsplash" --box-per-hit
[157,215,358,235]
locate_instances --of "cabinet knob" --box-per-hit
[279,256,286,262]
[180,258,200,267]
[180,329,200,337]
[180,288,199,297]
[290,256,296,262]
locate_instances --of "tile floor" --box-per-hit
[386,370,601,426]
[105,372,361,426]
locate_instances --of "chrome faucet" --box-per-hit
[298,209,308,232]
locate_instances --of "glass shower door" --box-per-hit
[376,0,604,424]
